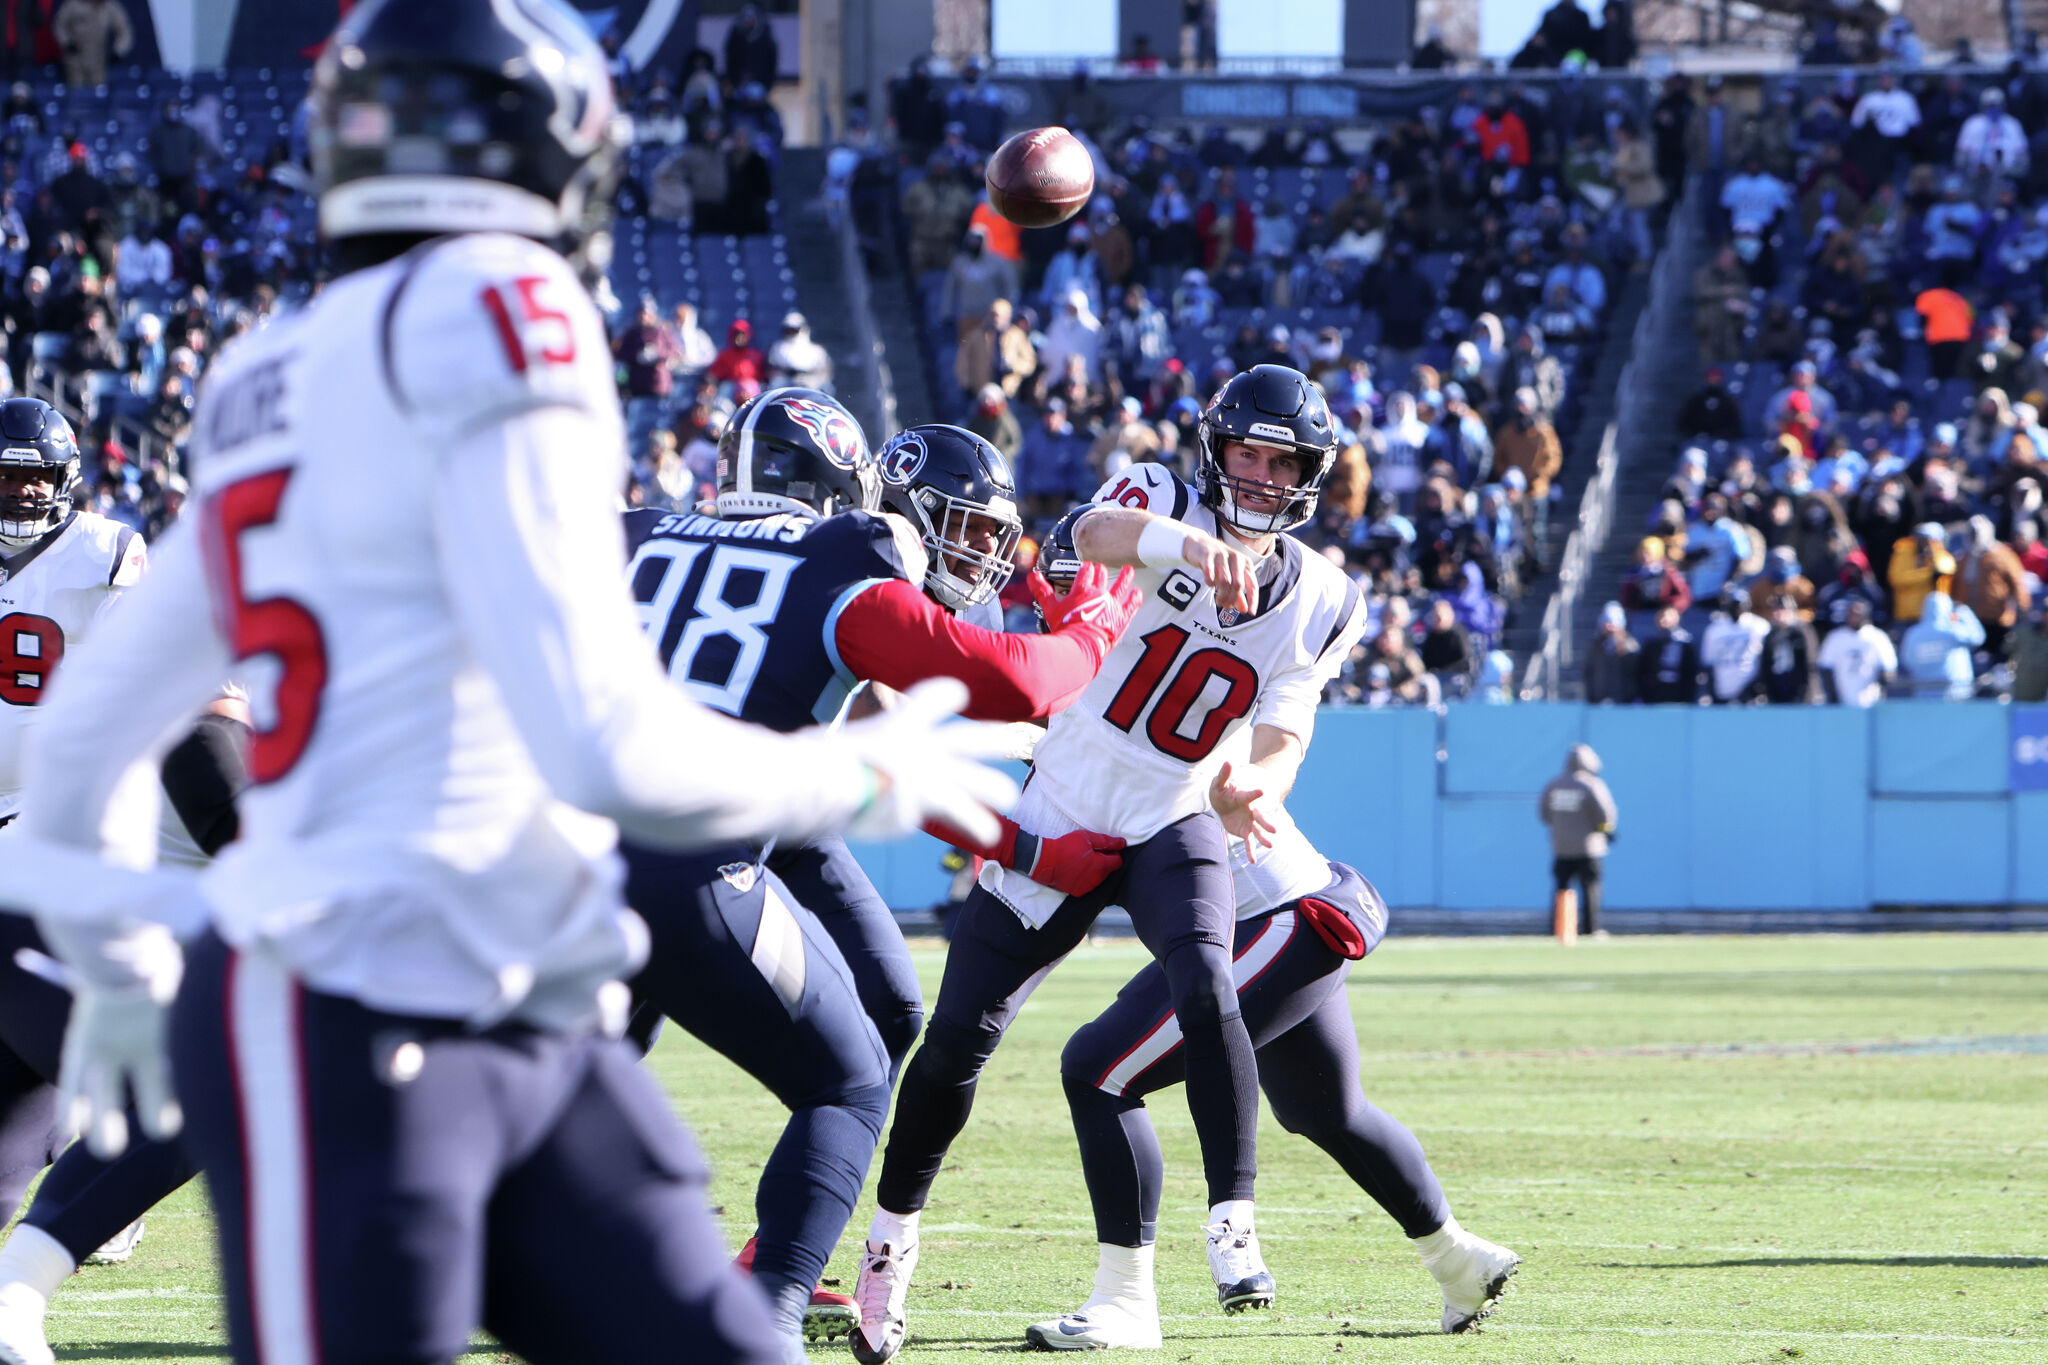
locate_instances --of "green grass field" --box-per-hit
[32,933,2048,1364]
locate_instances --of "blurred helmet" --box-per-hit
[0,398,80,547]
[715,387,876,519]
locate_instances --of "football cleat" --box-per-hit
[732,1235,858,1343]
[1423,1230,1520,1333]
[1203,1219,1275,1313]
[0,1280,53,1365]
[850,1235,919,1364]
[82,1220,144,1267]
[1024,1297,1163,1351]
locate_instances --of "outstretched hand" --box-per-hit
[1210,759,1279,861]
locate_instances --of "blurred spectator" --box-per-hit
[672,303,717,377]
[1955,514,2032,656]
[1955,89,2027,183]
[1678,366,1742,441]
[54,0,131,89]
[1638,606,1701,703]
[966,384,1022,462]
[1701,587,1769,703]
[1055,63,1112,140]
[1419,598,1475,694]
[1195,167,1253,271]
[1019,398,1090,521]
[145,99,200,210]
[1888,521,1955,623]
[723,4,780,90]
[725,127,773,236]
[1849,71,1920,183]
[1818,598,1897,705]
[708,319,767,399]
[1816,549,1887,633]
[1686,494,1751,600]
[1100,282,1170,393]
[1586,601,1640,704]
[1037,289,1102,386]
[955,297,1035,402]
[902,154,974,277]
[767,311,831,390]
[1039,224,1101,318]
[1899,592,1985,699]
[1758,595,1821,703]
[1741,545,1816,620]
[1692,245,1750,366]
[1613,121,1661,269]
[2008,602,2048,701]
[679,120,731,234]
[945,58,1004,152]
[1493,386,1560,549]
[941,226,1018,343]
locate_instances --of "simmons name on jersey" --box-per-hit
[1026,463,1365,842]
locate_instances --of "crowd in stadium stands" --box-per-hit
[1581,60,2048,706]
[843,59,1674,705]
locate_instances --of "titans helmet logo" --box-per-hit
[878,431,928,487]
[780,397,867,471]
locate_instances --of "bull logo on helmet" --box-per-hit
[877,431,928,486]
[780,396,867,471]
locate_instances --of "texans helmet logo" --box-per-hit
[780,397,866,471]
[878,431,928,486]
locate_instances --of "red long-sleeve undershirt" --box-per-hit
[833,577,1099,722]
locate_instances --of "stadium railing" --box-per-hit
[1529,179,1700,699]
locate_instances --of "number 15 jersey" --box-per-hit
[1026,465,1367,843]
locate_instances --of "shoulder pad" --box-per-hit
[383,234,619,440]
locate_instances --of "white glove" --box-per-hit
[42,922,185,1159]
[839,678,1020,846]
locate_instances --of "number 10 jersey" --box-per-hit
[1026,466,1367,843]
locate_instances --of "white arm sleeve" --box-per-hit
[434,402,877,850]
[22,522,229,854]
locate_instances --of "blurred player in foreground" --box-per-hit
[2,2,1014,1362]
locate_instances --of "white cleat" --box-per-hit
[0,1281,54,1365]
[82,1220,144,1267]
[1203,1220,1275,1313]
[849,1236,919,1364]
[1025,1297,1163,1351]
[1423,1230,1520,1333]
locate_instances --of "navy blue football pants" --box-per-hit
[876,812,1259,1216]
[622,842,894,1331]
[0,911,196,1263]
[1059,869,1451,1248]
[768,838,924,1078]
[171,930,780,1365]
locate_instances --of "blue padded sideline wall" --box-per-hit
[843,703,2042,915]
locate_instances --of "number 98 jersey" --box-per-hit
[1025,465,1367,843]
[0,511,145,822]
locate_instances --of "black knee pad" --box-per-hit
[875,1006,925,1070]
[914,1015,1001,1090]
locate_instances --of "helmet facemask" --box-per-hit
[1199,426,1328,537]
[913,488,1021,612]
[0,460,73,548]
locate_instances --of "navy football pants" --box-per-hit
[622,843,893,1328]
[172,930,780,1365]
[875,812,1259,1216]
[0,912,196,1262]
[1059,870,1451,1248]
[768,838,924,1077]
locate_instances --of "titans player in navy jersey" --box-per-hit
[618,395,1139,1356]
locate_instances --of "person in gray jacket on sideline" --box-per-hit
[1537,744,1619,938]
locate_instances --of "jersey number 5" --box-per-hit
[203,467,328,783]
[1102,624,1259,762]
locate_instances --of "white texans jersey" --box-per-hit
[0,512,145,821]
[23,232,877,1026]
[1026,465,1367,845]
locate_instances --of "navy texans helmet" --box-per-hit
[1032,503,1091,630]
[0,398,79,547]
[1196,363,1339,536]
[310,0,627,254]
[876,424,1022,612]
[716,387,877,519]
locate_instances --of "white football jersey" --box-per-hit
[23,232,878,1025]
[0,511,144,820]
[1026,465,1367,844]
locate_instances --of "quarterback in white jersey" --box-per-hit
[6,4,1012,1363]
[0,398,146,828]
[850,364,1368,1365]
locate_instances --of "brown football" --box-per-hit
[985,126,1095,229]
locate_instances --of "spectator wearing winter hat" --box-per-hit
[1620,535,1693,635]
[1955,87,2028,183]
[1955,514,2032,657]
[766,310,832,390]
[1494,384,1561,512]
[1741,545,1817,621]
[1764,360,1838,431]
[1678,367,1744,442]
[1586,601,1641,703]
[708,318,767,398]
[965,384,1022,462]
[1888,522,1957,625]
[1818,598,1897,705]
[1899,592,1985,699]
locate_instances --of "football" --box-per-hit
[985,126,1096,228]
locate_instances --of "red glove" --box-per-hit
[1029,561,1142,667]
[923,812,1127,898]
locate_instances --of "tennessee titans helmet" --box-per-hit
[715,387,877,519]
[875,424,1022,612]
